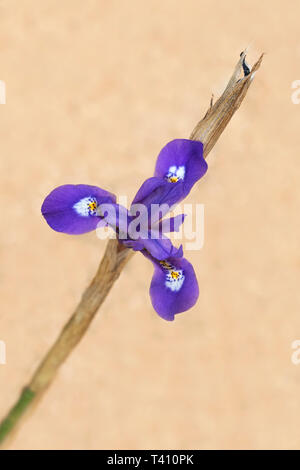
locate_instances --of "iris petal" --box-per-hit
[144,253,199,321]
[130,177,184,221]
[124,209,184,260]
[130,140,207,222]
[140,237,183,260]
[154,139,207,200]
[41,184,117,235]
[157,214,186,233]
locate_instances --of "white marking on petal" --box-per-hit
[73,197,98,217]
[165,269,185,292]
[159,261,185,292]
[176,166,185,180]
[166,165,186,183]
[169,165,177,174]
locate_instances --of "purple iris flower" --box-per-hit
[41,139,207,321]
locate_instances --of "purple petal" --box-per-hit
[154,139,208,199]
[130,140,207,220]
[121,207,183,259]
[131,177,180,208]
[131,177,185,221]
[139,236,183,260]
[145,254,199,321]
[101,203,130,237]
[157,214,186,233]
[41,184,116,235]
[136,214,185,258]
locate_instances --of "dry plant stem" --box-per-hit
[30,240,134,393]
[0,51,263,447]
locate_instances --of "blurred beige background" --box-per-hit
[1,0,300,450]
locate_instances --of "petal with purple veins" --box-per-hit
[144,253,199,321]
[157,213,186,233]
[131,177,184,221]
[140,236,183,260]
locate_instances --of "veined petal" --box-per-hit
[140,236,183,260]
[130,177,185,221]
[130,140,207,221]
[122,220,183,259]
[134,214,185,259]
[41,184,116,235]
[100,203,130,238]
[131,177,181,208]
[154,139,208,199]
[157,213,186,233]
[145,253,199,321]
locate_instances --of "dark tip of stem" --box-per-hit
[240,51,251,76]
